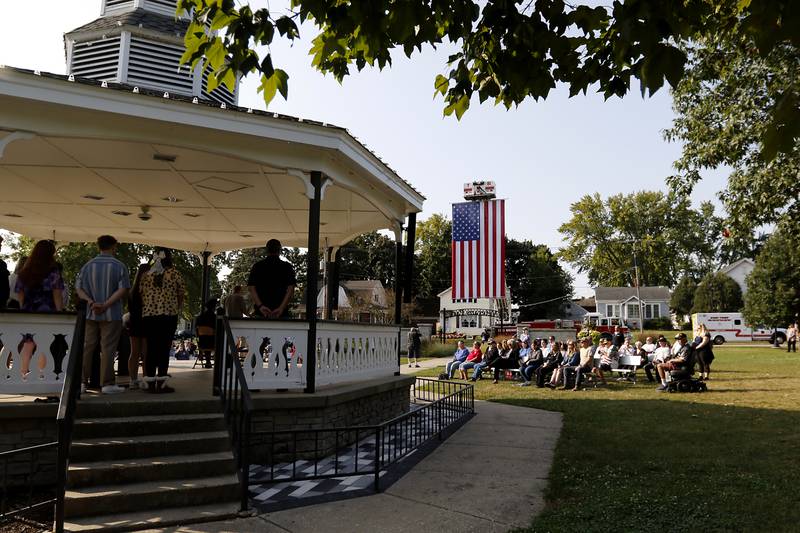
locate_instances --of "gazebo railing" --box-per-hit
[0,311,77,396]
[315,321,399,387]
[228,319,400,391]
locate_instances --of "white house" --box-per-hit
[437,287,512,337]
[594,286,671,329]
[718,258,755,295]
[316,280,388,322]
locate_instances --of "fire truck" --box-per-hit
[518,313,629,340]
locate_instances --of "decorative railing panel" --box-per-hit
[228,319,309,390]
[0,312,76,395]
[315,322,399,387]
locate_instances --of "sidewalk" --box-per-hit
[400,357,452,375]
[145,401,562,533]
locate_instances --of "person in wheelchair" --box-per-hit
[656,333,693,392]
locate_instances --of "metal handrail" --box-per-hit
[54,312,86,533]
[246,377,474,495]
[216,312,253,512]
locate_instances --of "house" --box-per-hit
[316,280,388,322]
[594,286,671,329]
[437,286,512,337]
[718,258,755,295]
[561,299,590,321]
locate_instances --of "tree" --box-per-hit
[337,232,396,288]
[558,191,720,288]
[666,35,800,241]
[505,239,573,320]
[743,230,800,329]
[670,275,697,319]
[177,0,798,159]
[414,214,452,308]
[691,272,743,314]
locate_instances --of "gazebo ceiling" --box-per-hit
[0,67,424,253]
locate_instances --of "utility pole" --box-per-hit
[632,243,643,334]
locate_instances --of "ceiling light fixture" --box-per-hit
[82,194,105,201]
[183,212,201,218]
[162,196,183,203]
[111,210,131,216]
[153,153,177,162]
[3,213,22,218]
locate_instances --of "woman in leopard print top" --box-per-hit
[140,248,185,393]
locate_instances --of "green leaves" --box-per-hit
[181,0,797,158]
[258,69,289,105]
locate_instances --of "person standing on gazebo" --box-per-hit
[0,234,9,308]
[141,248,185,393]
[223,285,248,318]
[75,235,130,394]
[247,239,296,319]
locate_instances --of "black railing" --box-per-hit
[247,377,474,497]
[217,313,253,512]
[54,311,86,533]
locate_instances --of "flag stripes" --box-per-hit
[451,199,505,300]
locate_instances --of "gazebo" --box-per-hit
[0,4,434,530]
[0,63,423,395]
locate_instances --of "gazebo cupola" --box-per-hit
[64,0,237,106]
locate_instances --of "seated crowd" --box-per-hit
[439,325,713,392]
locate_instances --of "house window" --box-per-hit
[606,304,620,317]
[644,304,660,319]
[627,304,640,318]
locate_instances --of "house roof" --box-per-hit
[342,280,385,292]
[573,297,595,309]
[594,286,671,302]
[719,258,755,275]
[66,9,188,37]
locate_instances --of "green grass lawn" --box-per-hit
[417,345,800,532]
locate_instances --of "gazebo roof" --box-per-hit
[0,66,424,253]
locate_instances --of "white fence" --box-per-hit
[315,322,399,387]
[0,312,76,395]
[228,319,400,391]
[229,319,309,390]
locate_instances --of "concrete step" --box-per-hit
[70,431,230,462]
[76,399,220,419]
[73,413,226,439]
[68,451,236,488]
[64,474,240,518]
[63,502,241,532]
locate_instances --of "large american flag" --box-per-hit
[451,200,505,300]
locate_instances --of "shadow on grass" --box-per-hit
[499,396,800,533]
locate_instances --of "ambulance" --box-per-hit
[691,313,786,345]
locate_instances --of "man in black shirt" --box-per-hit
[247,239,297,319]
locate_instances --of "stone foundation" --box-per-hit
[249,375,414,462]
[0,404,58,488]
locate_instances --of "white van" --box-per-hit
[691,313,786,345]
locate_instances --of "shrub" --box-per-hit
[643,317,673,330]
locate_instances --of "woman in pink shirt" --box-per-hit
[458,342,483,380]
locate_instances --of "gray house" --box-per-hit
[594,286,671,329]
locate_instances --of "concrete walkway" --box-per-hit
[400,357,452,375]
[146,401,562,533]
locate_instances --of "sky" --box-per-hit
[0,0,729,296]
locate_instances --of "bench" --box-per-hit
[610,355,642,383]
